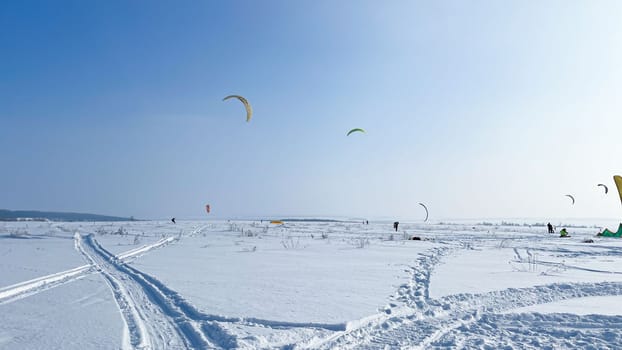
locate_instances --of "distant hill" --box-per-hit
[0,209,135,222]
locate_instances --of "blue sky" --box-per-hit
[2,1,622,220]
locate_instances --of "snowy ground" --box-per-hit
[1,219,622,349]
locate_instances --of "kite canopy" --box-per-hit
[615,176,622,208]
[270,220,284,224]
[347,128,365,136]
[598,184,609,194]
[565,194,575,205]
[223,95,253,122]
[599,223,622,237]
[418,203,429,222]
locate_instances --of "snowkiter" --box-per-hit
[547,222,554,234]
[172,218,176,224]
[559,228,568,237]
[393,221,399,232]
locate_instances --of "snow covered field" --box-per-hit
[1,219,622,349]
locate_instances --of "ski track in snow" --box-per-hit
[306,243,622,350]
[76,233,230,350]
[0,264,93,305]
[1,224,344,349]
[76,233,349,350]
[0,235,178,305]
[7,223,622,349]
[0,225,208,305]
[301,246,455,349]
[447,312,622,349]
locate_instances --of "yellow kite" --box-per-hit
[223,95,253,122]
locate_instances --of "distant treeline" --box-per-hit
[0,209,135,222]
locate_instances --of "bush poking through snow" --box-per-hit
[228,223,245,233]
[460,241,474,250]
[527,251,538,272]
[281,237,304,249]
[241,229,258,237]
[350,237,370,249]
[9,228,28,238]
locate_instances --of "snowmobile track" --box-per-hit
[76,234,237,350]
[310,245,622,350]
[0,235,178,305]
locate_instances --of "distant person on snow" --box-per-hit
[547,222,554,234]
[171,218,176,224]
[559,228,569,237]
[393,221,399,232]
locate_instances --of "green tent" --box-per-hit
[599,223,622,237]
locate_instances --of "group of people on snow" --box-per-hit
[548,222,569,237]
